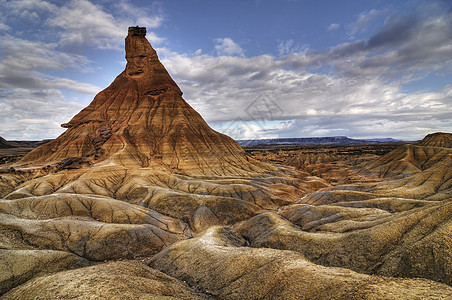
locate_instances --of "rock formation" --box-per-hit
[149,226,452,299]
[2,261,206,299]
[360,132,452,199]
[20,26,269,176]
[419,132,452,148]
[0,27,329,296]
[1,27,451,298]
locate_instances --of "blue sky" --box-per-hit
[0,0,451,141]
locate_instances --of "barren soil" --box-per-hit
[0,26,450,299]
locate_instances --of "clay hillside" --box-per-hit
[0,137,13,149]
[0,27,451,299]
[418,131,452,148]
[20,26,269,177]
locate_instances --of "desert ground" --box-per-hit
[0,27,451,299]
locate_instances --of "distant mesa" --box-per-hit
[238,136,403,147]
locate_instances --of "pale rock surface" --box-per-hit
[150,226,452,299]
[2,261,207,299]
[0,249,89,295]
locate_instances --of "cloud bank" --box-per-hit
[159,1,452,140]
[0,0,451,141]
[0,0,163,140]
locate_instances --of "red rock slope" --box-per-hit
[20,27,268,176]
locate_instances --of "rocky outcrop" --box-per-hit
[0,27,331,296]
[361,144,451,178]
[235,201,452,285]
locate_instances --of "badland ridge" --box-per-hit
[0,27,450,299]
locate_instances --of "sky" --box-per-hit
[0,0,451,141]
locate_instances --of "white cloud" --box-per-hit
[0,88,84,140]
[0,35,101,95]
[0,0,165,50]
[0,71,101,95]
[0,0,162,139]
[278,40,295,56]
[277,39,308,56]
[158,5,452,141]
[0,22,10,31]
[0,7,12,31]
[48,78,101,94]
[113,1,164,29]
[0,36,90,71]
[161,47,451,141]
[4,0,58,17]
[348,8,387,37]
[327,23,339,31]
[46,0,127,49]
[214,38,244,56]
[45,0,164,49]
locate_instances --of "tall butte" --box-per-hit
[21,27,269,176]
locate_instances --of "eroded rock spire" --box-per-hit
[124,26,181,95]
[19,27,269,176]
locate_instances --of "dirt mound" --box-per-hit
[0,137,13,149]
[150,226,452,299]
[0,211,188,261]
[419,132,452,148]
[358,134,452,200]
[235,200,451,285]
[284,152,339,166]
[0,193,188,231]
[0,249,89,295]
[362,143,451,178]
[375,157,452,200]
[2,261,207,299]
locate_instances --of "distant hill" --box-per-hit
[361,132,452,178]
[237,136,405,146]
[0,136,14,149]
[418,132,452,148]
[360,138,403,143]
[6,139,53,148]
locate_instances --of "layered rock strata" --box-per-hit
[1,27,451,298]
